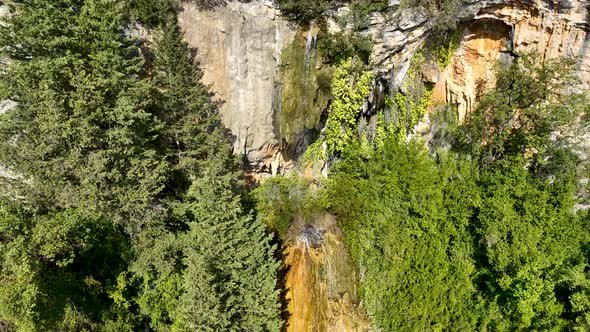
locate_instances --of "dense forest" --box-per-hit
[0,0,589,331]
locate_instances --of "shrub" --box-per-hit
[254,175,324,239]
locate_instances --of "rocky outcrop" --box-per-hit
[369,0,590,118]
[177,0,589,174]
[431,19,512,120]
[440,1,590,119]
[178,1,296,173]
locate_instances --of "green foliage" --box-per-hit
[348,0,389,30]
[123,19,283,332]
[317,30,373,65]
[428,104,460,150]
[327,52,590,331]
[325,58,373,154]
[276,0,387,26]
[389,86,433,139]
[0,2,282,330]
[275,0,340,25]
[302,139,326,166]
[0,203,129,331]
[457,54,583,172]
[327,142,588,330]
[254,175,324,239]
[0,0,166,230]
[428,29,462,69]
[399,0,465,31]
[128,0,175,26]
[322,52,590,330]
[132,159,282,331]
[379,52,433,142]
[473,162,586,330]
[327,142,481,330]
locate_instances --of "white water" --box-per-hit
[303,20,316,79]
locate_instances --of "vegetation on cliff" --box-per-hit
[323,56,590,330]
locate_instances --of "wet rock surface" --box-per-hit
[285,214,370,332]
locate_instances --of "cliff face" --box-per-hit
[178,1,296,174]
[438,0,590,119]
[179,0,589,174]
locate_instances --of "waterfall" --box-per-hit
[303,20,317,80]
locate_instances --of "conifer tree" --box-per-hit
[0,0,168,231]
[130,20,282,331]
[0,2,282,330]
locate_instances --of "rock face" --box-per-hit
[370,0,590,118]
[284,213,370,332]
[178,0,589,173]
[432,19,512,120]
[440,1,590,119]
[178,1,296,172]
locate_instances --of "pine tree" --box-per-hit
[0,0,169,231]
[131,19,283,331]
[0,0,158,328]
[0,2,282,330]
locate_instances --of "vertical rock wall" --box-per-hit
[370,0,590,120]
[432,19,512,120]
[177,1,588,175]
[178,1,296,173]
[436,1,590,119]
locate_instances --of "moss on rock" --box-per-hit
[279,31,333,144]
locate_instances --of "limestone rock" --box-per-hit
[436,0,590,119]
[178,1,296,172]
[420,56,441,83]
[176,0,589,176]
[398,7,429,31]
[432,19,511,120]
[0,100,16,115]
[370,0,589,118]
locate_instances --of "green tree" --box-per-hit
[132,157,282,331]
[458,54,581,172]
[0,202,129,331]
[129,20,283,331]
[327,141,480,330]
[472,161,588,330]
[129,0,175,26]
[322,55,590,330]
[0,0,169,232]
[0,3,282,330]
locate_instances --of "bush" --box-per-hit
[254,175,324,239]
[276,0,387,26]
[327,141,481,330]
[317,31,373,65]
[129,0,175,26]
[275,0,340,25]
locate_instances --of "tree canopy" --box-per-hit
[0,1,282,330]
